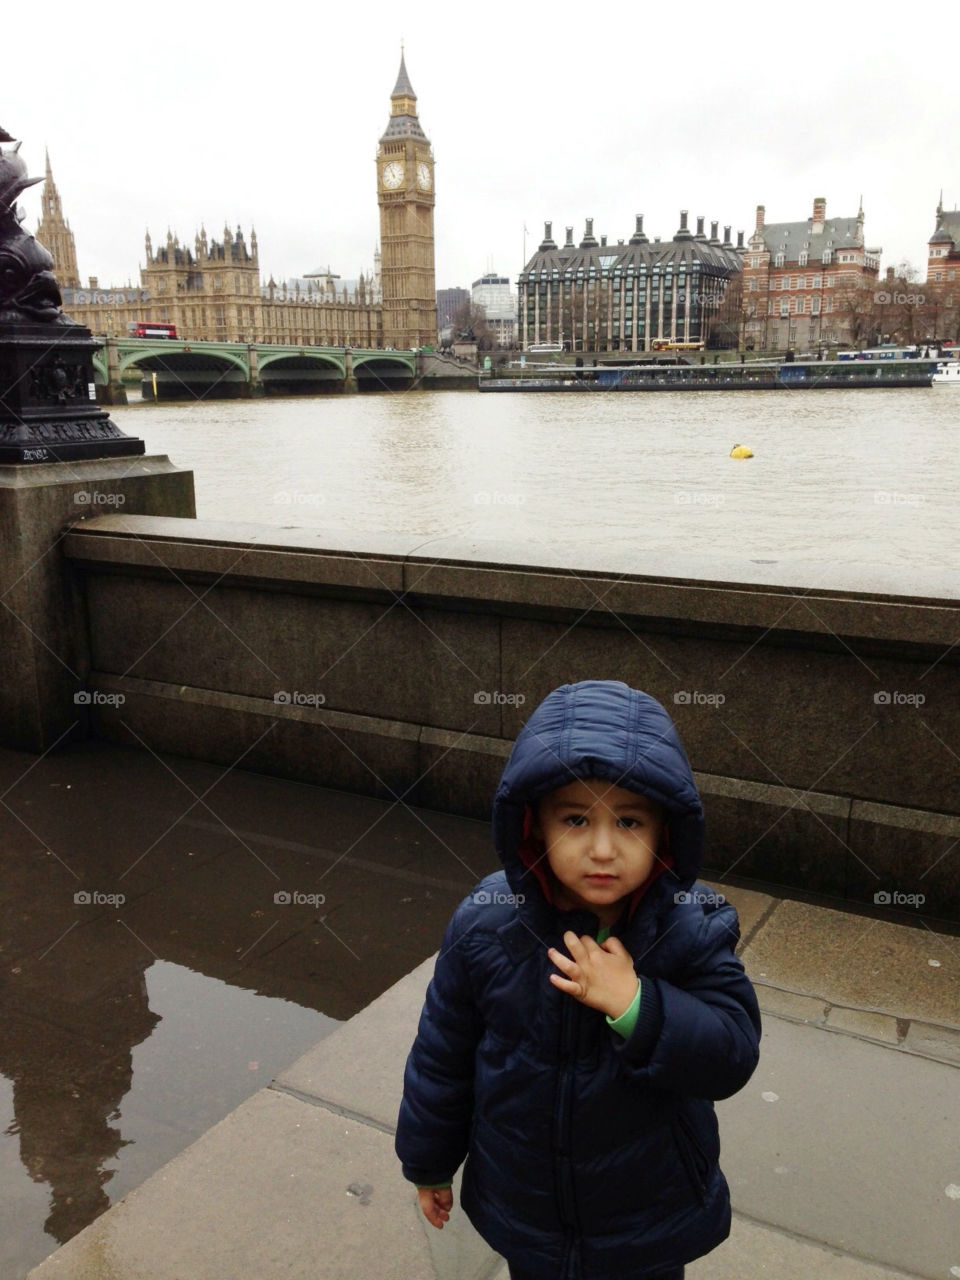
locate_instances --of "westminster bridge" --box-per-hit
[90,336,434,401]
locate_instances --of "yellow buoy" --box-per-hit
[729,444,753,458]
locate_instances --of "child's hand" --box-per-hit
[548,931,639,1019]
[417,1185,453,1228]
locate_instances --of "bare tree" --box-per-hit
[452,301,496,352]
[705,272,742,349]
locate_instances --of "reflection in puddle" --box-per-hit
[1,960,335,1279]
[0,741,492,1279]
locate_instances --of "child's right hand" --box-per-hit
[417,1185,454,1228]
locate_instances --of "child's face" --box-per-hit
[532,778,666,925]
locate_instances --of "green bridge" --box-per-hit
[92,337,422,402]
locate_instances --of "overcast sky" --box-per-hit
[6,1,954,293]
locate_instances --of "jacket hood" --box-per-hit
[492,681,704,919]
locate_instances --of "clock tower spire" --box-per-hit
[376,51,436,349]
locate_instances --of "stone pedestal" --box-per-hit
[0,323,142,462]
[0,455,195,750]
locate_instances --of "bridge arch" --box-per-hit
[117,342,249,377]
[352,351,416,375]
[256,348,345,377]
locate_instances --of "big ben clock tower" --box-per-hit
[377,52,437,349]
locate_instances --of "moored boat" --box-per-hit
[478,358,937,392]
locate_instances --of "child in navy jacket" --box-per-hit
[396,680,761,1280]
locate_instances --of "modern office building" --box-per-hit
[472,272,516,346]
[436,286,469,332]
[518,214,743,353]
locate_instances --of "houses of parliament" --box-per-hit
[40,55,437,350]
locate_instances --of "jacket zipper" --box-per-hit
[554,988,579,1276]
[673,1111,708,1203]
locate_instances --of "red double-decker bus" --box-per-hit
[128,322,177,339]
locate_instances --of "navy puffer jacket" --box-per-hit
[396,680,761,1279]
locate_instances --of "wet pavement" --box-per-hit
[0,739,496,1279]
[2,739,958,1280]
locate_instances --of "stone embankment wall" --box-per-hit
[61,515,959,919]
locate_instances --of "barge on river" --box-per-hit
[478,358,937,392]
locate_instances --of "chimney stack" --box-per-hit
[812,196,826,232]
[756,204,765,231]
[629,214,648,245]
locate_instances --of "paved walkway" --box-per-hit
[13,748,959,1280]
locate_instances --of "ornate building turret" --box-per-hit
[376,51,437,348]
[35,151,79,286]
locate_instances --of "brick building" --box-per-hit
[742,197,881,352]
[926,199,960,282]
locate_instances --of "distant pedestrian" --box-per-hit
[396,680,761,1279]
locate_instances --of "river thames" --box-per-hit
[2,384,957,1278]
[112,386,959,580]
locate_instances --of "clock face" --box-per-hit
[382,161,404,190]
[416,161,432,192]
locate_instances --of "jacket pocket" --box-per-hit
[672,1112,708,1204]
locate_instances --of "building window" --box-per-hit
[822,250,832,265]
[780,300,790,317]
[811,297,821,315]
[799,252,808,266]
[774,253,785,267]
